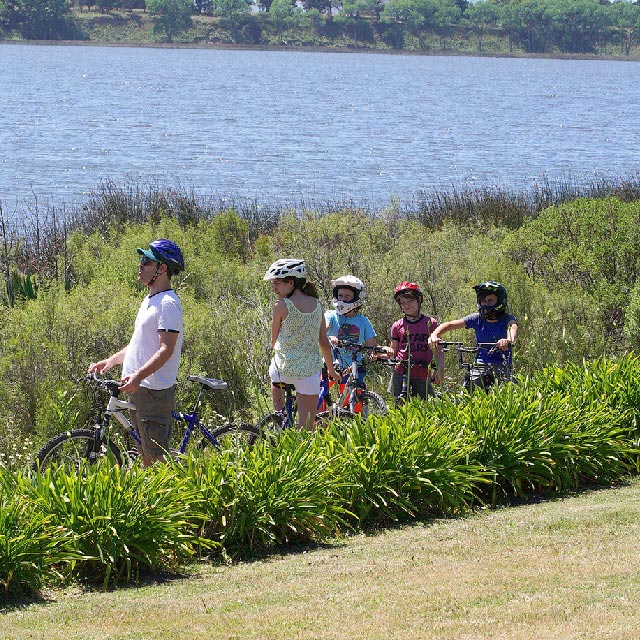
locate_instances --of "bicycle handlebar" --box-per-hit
[86,372,122,393]
[377,359,431,368]
[334,340,387,355]
[434,340,464,351]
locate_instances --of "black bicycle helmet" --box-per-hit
[473,281,507,320]
[137,239,185,276]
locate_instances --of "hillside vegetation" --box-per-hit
[2,1,640,57]
[2,180,640,599]
[1,179,640,455]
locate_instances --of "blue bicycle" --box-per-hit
[32,373,260,471]
[257,342,387,434]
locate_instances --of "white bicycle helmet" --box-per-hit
[331,275,366,315]
[263,258,307,281]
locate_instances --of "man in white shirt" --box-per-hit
[88,239,184,466]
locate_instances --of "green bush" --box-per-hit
[0,468,82,600]
[180,433,350,555]
[323,409,487,526]
[31,462,208,588]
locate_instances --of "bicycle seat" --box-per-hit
[187,375,228,390]
[272,381,296,391]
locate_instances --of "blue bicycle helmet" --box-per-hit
[137,239,185,276]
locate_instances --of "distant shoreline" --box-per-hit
[1,38,639,63]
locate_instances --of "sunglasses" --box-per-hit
[139,256,158,266]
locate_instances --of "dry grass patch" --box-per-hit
[2,481,640,639]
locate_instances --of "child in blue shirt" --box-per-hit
[429,281,518,392]
[324,275,377,387]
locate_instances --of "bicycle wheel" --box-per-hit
[258,411,288,431]
[359,390,387,418]
[315,408,358,426]
[202,423,262,451]
[32,428,123,472]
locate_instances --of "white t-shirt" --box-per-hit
[122,289,183,390]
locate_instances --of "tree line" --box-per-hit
[2,0,640,55]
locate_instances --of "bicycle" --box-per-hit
[378,357,437,405]
[318,341,387,420]
[437,340,513,393]
[257,342,388,434]
[32,373,260,472]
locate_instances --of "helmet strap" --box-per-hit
[146,263,167,289]
[403,304,421,321]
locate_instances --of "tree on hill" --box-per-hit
[146,0,193,42]
[2,0,80,39]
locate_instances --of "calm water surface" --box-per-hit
[1,43,639,211]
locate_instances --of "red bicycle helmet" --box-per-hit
[394,281,423,303]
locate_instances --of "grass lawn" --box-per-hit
[2,479,640,639]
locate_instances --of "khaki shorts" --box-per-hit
[129,386,176,457]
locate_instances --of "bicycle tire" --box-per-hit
[257,411,285,433]
[32,428,123,472]
[315,408,358,426]
[202,422,262,450]
[360,390,387,418]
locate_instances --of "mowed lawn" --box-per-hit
[3,480,640,640]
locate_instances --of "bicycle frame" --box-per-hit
[275,373,332,430]
[438,341,512,392]
[324,341,386,415]
[97,375,231,455]
[101,394,142,448]
[324,358,362,416]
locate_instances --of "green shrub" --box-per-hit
[0,469,81,600]
[323,409,487,526]
[31,462,208,588]
[180,433,350,555]
[437,379,635,503]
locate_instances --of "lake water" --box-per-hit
[1,43,639,212]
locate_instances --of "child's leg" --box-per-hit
[410,378,428,400]
[271,383,285,411]
[296,393,318,431]
[293,372,323,430]
[391,371,404,404]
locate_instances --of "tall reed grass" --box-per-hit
[410,173,640,229]
[4,173,640,298]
